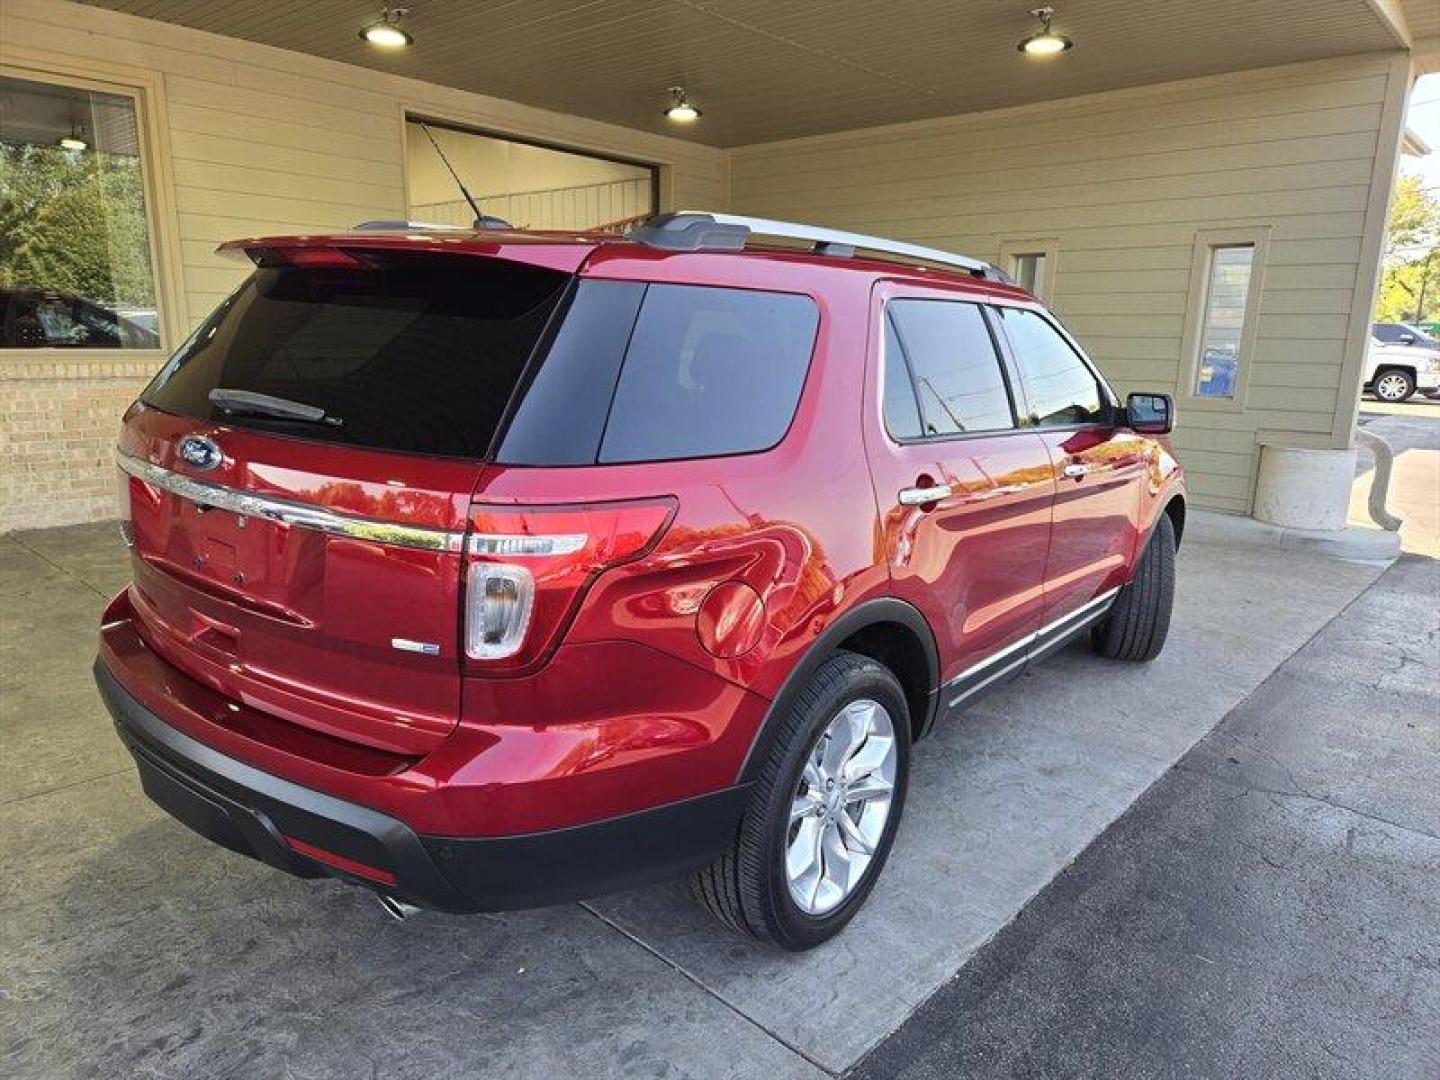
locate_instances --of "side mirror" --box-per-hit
[1399,333,1417,345]
[1126,392,1173,435]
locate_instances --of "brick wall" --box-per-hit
[0,359,150,532]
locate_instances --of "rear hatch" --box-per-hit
[117,242,579,755]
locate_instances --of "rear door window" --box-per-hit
[994,307,1107,427]
[885,299,1015,436]
[882,315,924,440]
[142,254,570,458]
[596,284,818,464]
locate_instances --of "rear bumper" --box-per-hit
[96,659,750,911]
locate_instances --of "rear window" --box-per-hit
[142,255,569,457]
[497,281,819,466]
[144,259,818,465]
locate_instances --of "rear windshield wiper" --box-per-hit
[208,388,342,427]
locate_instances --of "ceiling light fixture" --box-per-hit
[1017,7,1073,57]
[664,87,701,123]
[361,7,413,48]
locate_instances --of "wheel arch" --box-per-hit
[1162,492,1186,549]
[735,598,939,785]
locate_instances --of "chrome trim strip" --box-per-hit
[946,586,1120,707]
[950,651,1030,707]
[1036,587,1120,643]
[954,628,1038,686]
[391,637,442,656]
[115,451,464,553]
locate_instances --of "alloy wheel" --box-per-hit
[785,698,898,916]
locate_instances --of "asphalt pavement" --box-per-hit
[851,555,1440,1080]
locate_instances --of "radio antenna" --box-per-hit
[418,121,484,226]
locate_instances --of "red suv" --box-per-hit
[96,212,1184,950]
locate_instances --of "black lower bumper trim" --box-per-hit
[94,658,751,912]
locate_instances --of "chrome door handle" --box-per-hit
[898,484,953,506]
[1061,463,1090,479]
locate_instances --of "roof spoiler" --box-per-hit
[627,211,1011,281]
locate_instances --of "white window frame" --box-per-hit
[997,237,1059,301]
[0,54,188,366]
[1178,227,1271,413]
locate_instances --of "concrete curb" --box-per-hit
[1187,509,1401,563]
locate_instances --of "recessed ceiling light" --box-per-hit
[1018,7,1073,57]
[664,87,701,123]
[361,7,413,48]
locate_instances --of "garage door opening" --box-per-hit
[405,117,657,233]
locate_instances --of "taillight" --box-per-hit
[463,498,676,671]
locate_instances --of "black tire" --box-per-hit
[1371,368,1416,403]
[1092,513,1176,662]
[689,651,911,950]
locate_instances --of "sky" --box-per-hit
[1402,73,1439,191]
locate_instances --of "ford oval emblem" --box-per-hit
[177,435,222,471]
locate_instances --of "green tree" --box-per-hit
[1377,175,1440,323]
[0,142,156,308]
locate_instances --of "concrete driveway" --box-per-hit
[0,522,1389,1079]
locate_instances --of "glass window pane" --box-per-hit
[599,285,818,463]
[498,280,645,465]
[1012,253,1045,294]
[1195,245,1254,399]
[882,314,923,440]
[405,119,655,232]
[887,300,1013,435]
[143,255,570,457]
[0,75,160,349]
[998,307,1105,427]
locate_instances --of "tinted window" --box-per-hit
[882,315,923,440]
[497,281,644,465]
[598,284,818,463]
[143,255,569,457]
[1373,322,1437,348]
[997,307,1106,427]
[887,300,1013,435]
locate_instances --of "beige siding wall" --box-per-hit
[0,1,1410,528]
[728,54,1408,513]
[0,0,723,532]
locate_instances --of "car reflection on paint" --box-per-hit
[0,286,160,349]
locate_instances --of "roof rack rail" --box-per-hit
[351,220,468,232]
[352,216,514,232]
[627,212,1009,281]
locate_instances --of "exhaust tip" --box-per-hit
[377,894,422,921]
